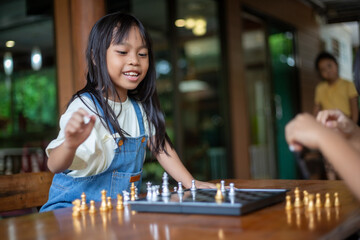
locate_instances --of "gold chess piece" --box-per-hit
[117,194,124,210]
[334,192,340,207]
[107,196,113,210]
[100,189,108,212]
[72,199,81,217]
[307,194,315,212]
[80,192,88,212]
[315,193,322,208]
[130,182,136,201]
[215,183,224,202]
[324,192,332,208]
[89,200,96,214]
[303,190,309,206]
[294,187,303,208]
[285,195,293,210]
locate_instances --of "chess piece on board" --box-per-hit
[80,192,88,212]
[324,193,332,208]
[303,190,309,206]
[315,193,322,208]
[130,183,136,201]
[100,190,108,212]
[89,200,96,214]
[190,179,197,192]
[229,183,235,196]
[177,182,184,194]
[72,199,81,217]
[307,194,315,212]
[334,192,340,207]
[293,187,303,208]
[116,194,124,210]
[146,182,152,200]
[215,183,224,202]
[107,196,113,209]
[161,172,171,197]
[123,190,130,205]
[220,180,226,193]
[285,195,293,210]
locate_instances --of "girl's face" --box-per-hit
[318,58,338,83]
[106,26,149,101]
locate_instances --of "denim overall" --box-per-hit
[40,94,147,212]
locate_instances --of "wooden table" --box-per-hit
[0,180,359,240]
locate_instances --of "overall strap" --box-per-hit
[81,92,116,134]
[130,99,145,135]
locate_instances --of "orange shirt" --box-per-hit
[315,78,358,117]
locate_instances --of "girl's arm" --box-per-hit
[47,109,96,173]
[350,96,359,124]
[316,109,360,151]
[150,139,216,189]
[286,113,360,201]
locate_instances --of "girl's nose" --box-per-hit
[128,53,140,66]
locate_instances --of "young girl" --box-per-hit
[40,12,214,212]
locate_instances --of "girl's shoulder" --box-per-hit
[67,95,97,113]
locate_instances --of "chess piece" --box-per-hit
[135,186,139,200]
[334,192,340,207]
[155,185,160,195]
[116,194,124,210]
[151,186,158,201]
[123,190,130,205]
[293,187,303,208]
[315,193,322,208]
[173,186,178,192]
[307,194,315,212]
[80,192,88,212]
[89,200,96,214]
[72,199,81,217]
[324,193,332,208]
[190,179,197,192]
[107,196,113,209]
[130,182,136,201]
[220,180,226,193]
[177,182,184,194]
[100,190,108,212]
[303,190,309,206]
[229,183,235,196]
[215,183,224,202]
[146,182,152,200]
[285,195,293,210]
[161,172,171,197]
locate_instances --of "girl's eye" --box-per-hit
[139,53,148,57]
[117,51,127,55]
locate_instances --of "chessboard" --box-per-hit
[129,188,288,216]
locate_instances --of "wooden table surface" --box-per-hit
[0,179,359,240]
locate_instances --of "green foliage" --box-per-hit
[14,68,57,128]
[0,68,57,135]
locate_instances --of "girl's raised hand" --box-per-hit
[285,113,325,152]
[316,109,356,138]
[64,108,96,150]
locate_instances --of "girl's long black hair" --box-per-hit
[69,12,172,155]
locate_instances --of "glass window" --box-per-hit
[0,0,56,174]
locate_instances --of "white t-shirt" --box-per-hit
[46,96,154,177]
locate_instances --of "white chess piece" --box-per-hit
[177,182,184,194]
[146,182,152,200]
[162,172,171,197]
[190,179,196,192]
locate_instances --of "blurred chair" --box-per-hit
[0,147,47,175]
